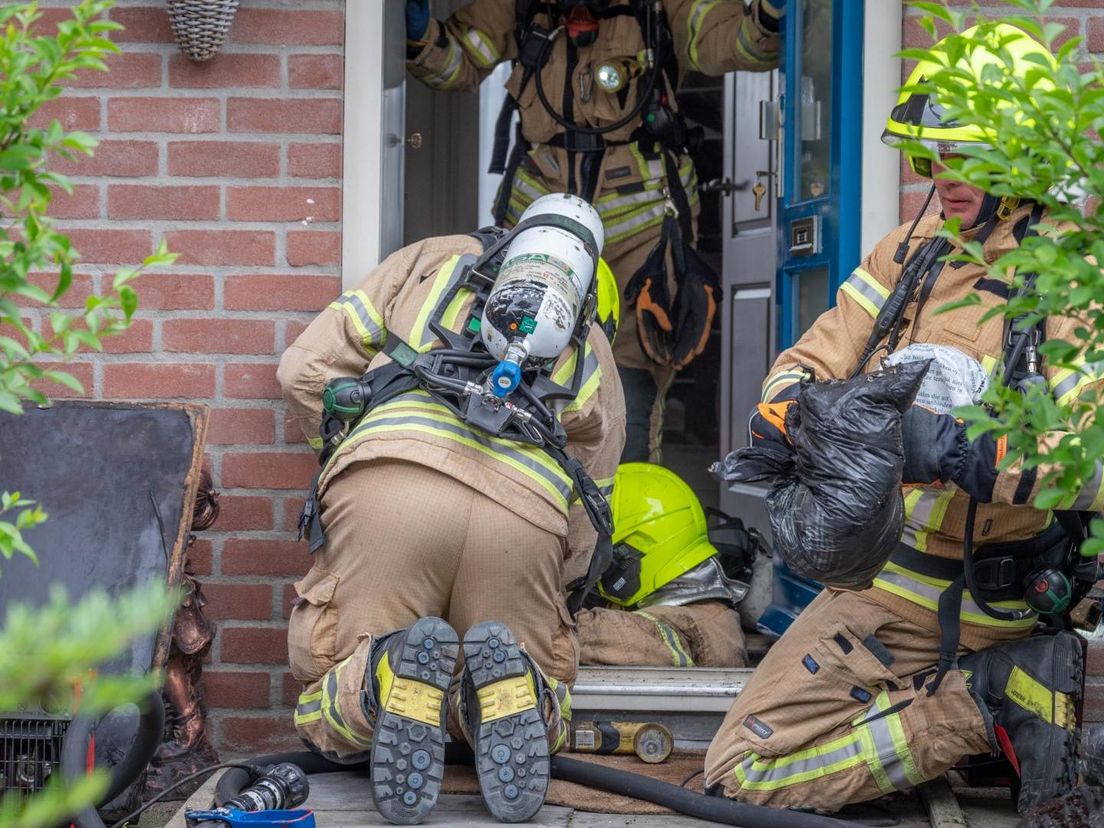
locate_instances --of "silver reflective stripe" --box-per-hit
[842,270,889,315]
[605,202,666,242]
[426,38,464,88]
[597,185,665,215]
[356,412,573,504]
[513,172,548,204]
[462,26,498,67]
[296,697,322,719]
[686,0,719,71]
[339,291,384,345]
[737,739,863,784]
[857,705,914,791]
[875,568,1031,624]
[1070,461,1104,511]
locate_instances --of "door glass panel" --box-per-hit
[797,0,833,201]
[797,267,830,336]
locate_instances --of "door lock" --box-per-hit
[700,178,749,195]
[406,132,423,150]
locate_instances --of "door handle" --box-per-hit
[700,178,750,195]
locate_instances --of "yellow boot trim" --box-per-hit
[376,652,445,727]
[476,674,538,724]
[1006,665,1063,725]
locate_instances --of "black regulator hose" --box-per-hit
[60,690,166,828]
[550,755,853,828]
[215,750,849,828]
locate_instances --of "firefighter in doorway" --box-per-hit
[279,194,625,824]
[704,25,1100,818]
[575,462,754,669]
[405,0,781,464]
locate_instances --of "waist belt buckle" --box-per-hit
[971,555,1019,592]
[564,132,606,153]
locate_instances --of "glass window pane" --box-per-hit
[797,0,833,201]
[797,268,830,336]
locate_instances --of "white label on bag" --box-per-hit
[884,342,990,414]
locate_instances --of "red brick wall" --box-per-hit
[899,2,1104,222]
[28,0,345,755]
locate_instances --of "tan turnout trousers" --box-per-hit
[288,460,578,761]
[703,589,996,810]
[577,601,747,668]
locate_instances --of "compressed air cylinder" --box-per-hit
[481,194,603,396]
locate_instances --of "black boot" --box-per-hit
[459,621,552,823]
[958,630,1083,814]
[368,617,459,825]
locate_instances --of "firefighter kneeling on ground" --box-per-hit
[575,462,758,669]
[704,25,1102,819]
[278,194,625,825]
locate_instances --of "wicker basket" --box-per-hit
[167,0,240,62]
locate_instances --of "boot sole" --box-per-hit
[463,621,550,823]
[370,617,459,825]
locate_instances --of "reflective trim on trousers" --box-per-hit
[853,691,924,792]
[636,610,693,667]
[294,690,323,726]
[873,563,1037,630]
[322,659,372,748]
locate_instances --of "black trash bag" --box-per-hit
[712,361,930,589]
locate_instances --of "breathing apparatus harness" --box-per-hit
[298,216,615,615]
[851,195,1099,693]
[490,0,691,213]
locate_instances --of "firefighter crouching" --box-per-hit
[575,462,754,669]
[278,195,625,825]
[705,25,1101,817]
[405,0,780,464]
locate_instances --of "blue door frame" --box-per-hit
[757,0,866,639]
[777,0,864,349]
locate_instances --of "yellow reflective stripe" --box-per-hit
[307,435,324,451]
[322,660,372,748]
[854,720,894,795]
[1050,360,1104,406]
[687,0,721,71]
[424,36,464,89]
[637,610,693,667]
[901,487,955,553]
[882,698,924,788]
[604,202,666,245]
[411,256,462,350]
[732,734,865,790]
[461,26,499,67]
[840,267,890,319]
[980,354,999,378]
[851,691,923,791]
[330,288,386,351]
[595,475,615,497]
[762,370,804,402]
[1006,665,1060,723]
[333,393,573,508]
[733,12,774,66]
[559,345,602,414]
[874,562,1037,629]
[440,289,471,333]
[1052,459,1104,512]
[294,690,324,726]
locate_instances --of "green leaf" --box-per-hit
[41,370,84,394]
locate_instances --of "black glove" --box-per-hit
[406,0,430,42]
[900,405,999,501]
